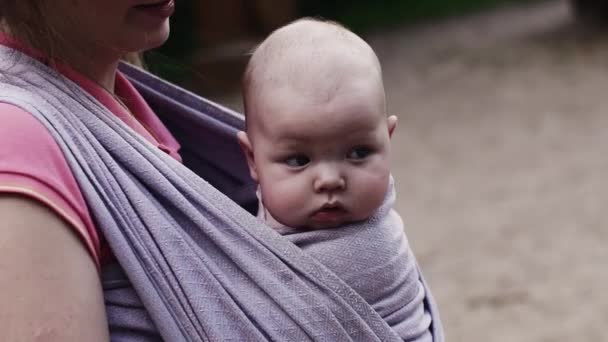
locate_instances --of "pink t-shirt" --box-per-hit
[0,32,182,268]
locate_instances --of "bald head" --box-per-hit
[242,18,386,131]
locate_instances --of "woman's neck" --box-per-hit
[0,24,121,93]
[60,47,121,93]
[76,60,119,94]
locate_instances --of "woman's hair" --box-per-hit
[0,0,144,67]
[0,0,58,59]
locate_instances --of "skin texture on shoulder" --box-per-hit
[0,195,109,341]
[239,19,398,230]
[0,0,175,340]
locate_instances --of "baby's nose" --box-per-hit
[313,169,346,193]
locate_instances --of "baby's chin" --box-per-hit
[305,221,347,230]
[301,217,364,230]
[278,209,375,230]
[304,217,372,230]
[277,217,348,230]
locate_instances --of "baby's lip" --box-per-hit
[320,202,344,210]
[311,203,348,225]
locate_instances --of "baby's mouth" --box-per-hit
[311,203,347,224]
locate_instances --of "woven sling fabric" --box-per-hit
[0,46,443,341]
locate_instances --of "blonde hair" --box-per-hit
[0,0,59,59]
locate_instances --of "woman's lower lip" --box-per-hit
[134,0,175,18]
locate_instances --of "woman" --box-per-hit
[0,1,442,341]
[0,1,177,340]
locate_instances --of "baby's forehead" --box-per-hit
[251,91,384,141]
[245,20,386,135]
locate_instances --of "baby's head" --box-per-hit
[238,18,397,229]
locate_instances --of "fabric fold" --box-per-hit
[0,47,443,341]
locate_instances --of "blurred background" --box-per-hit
[147,1,608,341]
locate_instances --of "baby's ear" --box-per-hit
[387,115,398,138]
[237,131,259,182]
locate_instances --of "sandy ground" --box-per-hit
[215,1,608,340]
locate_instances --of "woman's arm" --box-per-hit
[0,195,109,341]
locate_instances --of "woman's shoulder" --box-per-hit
[0,102,102,266]
[0,102,56,146]
[0,101,75,179]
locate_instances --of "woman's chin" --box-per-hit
[143,22,171,49]
[123,22,170,52]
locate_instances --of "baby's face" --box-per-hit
[240,78,396,229]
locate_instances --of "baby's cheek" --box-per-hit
[353,168,390,218]
[261,177,308,226]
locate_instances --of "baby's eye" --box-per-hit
[284,155,310,168]
[347,147,373,160]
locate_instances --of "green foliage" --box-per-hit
[147,0,540,86]
[144,0,198,84]
[299,0,538,32]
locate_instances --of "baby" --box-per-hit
[238,18,432,341]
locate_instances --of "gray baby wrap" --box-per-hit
[259,181,433,341]
[0,46,443,341]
